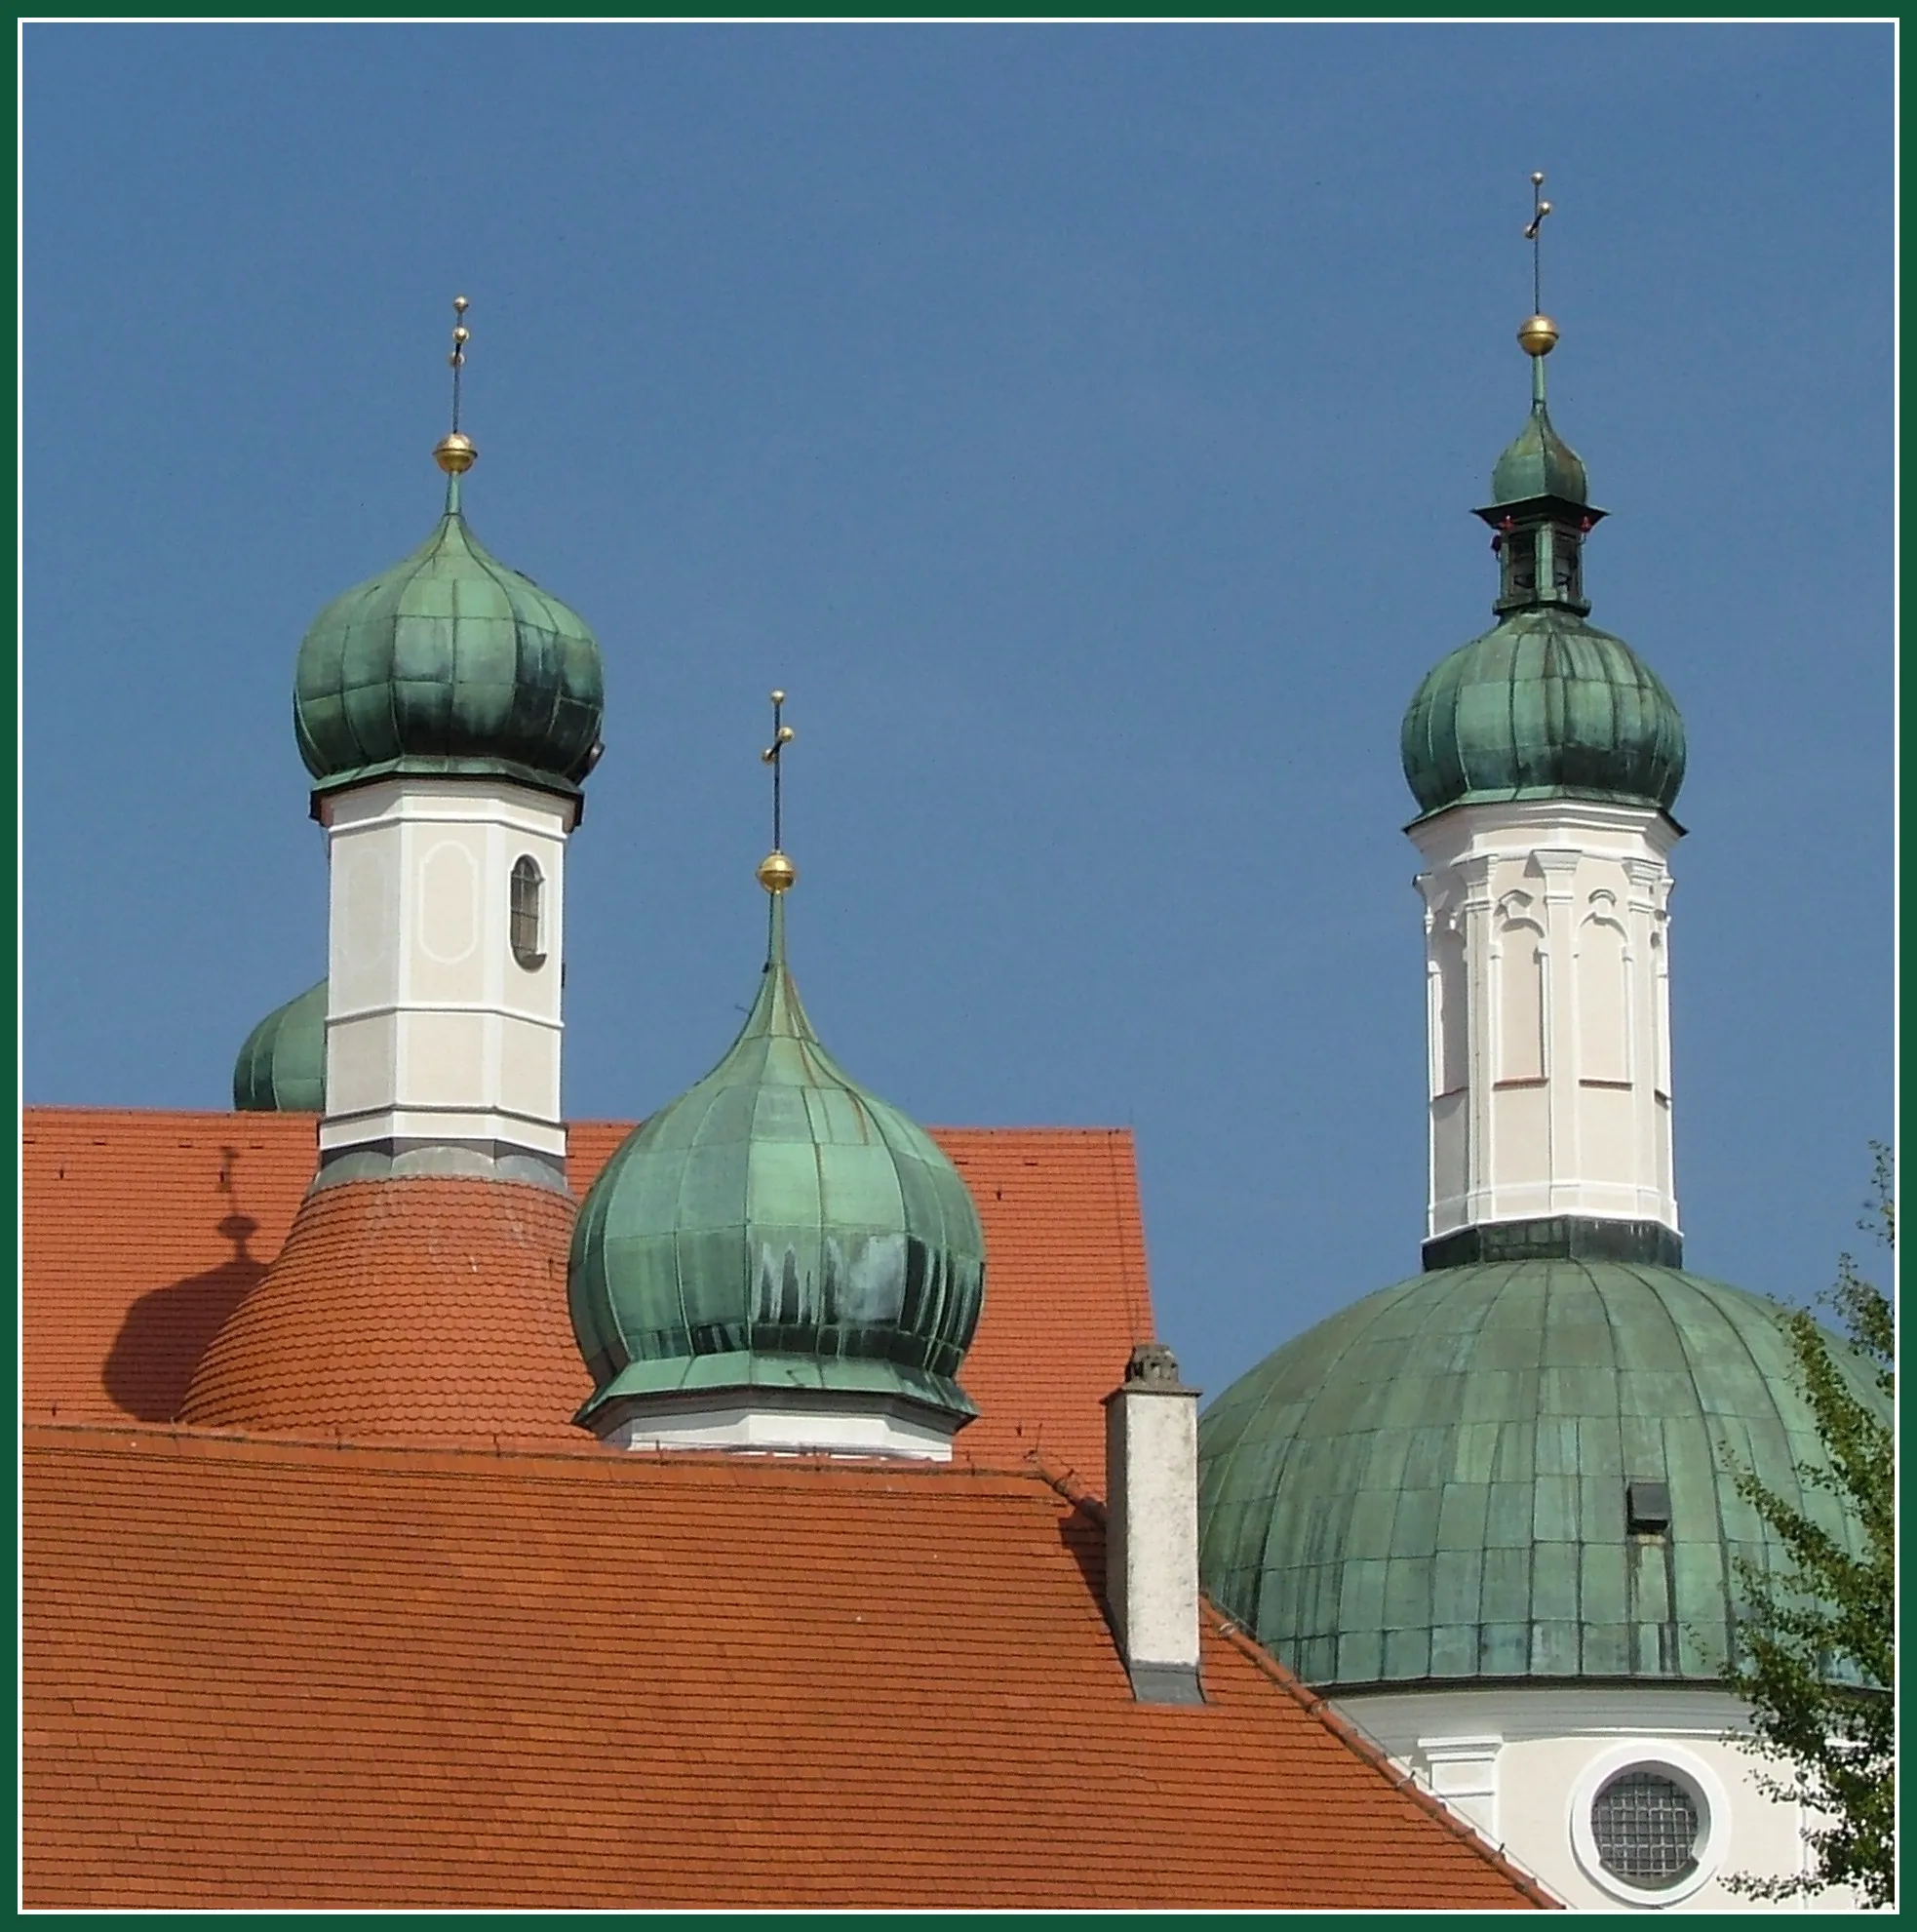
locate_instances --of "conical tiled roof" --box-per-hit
[180,1178,589,1439]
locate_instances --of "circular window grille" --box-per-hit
[1590,1770,1701,1890]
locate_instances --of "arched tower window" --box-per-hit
[1580,905,1630,1085]
[510,855,546,970]
[1650,926,1672,1099]
[1432,927,1467,1097]
[1495,897,1546,1084]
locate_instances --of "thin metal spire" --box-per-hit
[433,295,478,506]
[450,295,470,433]
[756,690,798,895]
[1515,176,1561,382]
[1523,172,1552,317]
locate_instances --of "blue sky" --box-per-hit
[24,23,1893,1399]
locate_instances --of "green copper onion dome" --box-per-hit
[1196,1260,1888,1690]
[293,477,605,803]
[1401,611,1686,817]
[567,891,987,1434]
[1400,339,1684,820]
[233,978,327,1112]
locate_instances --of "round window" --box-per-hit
[1590,1769,1701,1891]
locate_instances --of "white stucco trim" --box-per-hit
[597,1398,958,1461]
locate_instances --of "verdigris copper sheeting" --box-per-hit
[1402,608,1686,818]
[568,897,986,1426]
[233,978,328,1113]
[293,500,604,799]
[1197,1258,1886,1688]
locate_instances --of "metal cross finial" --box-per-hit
[756,690,798,892]
[449,295,471,433]
[1523,172,1553,315]
[433,296,478,479]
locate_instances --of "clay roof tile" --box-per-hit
[22,1425,1551,1912]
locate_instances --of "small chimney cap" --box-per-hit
[1122,1342,1195,1392]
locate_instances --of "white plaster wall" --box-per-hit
[1337,1683,1851,1912]
[1410,800,1680,1242]
[599,1399,958,1460]
[1105,1386,1201,1676]
[320,777,574,1160]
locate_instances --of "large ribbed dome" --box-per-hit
[1196,1260,1886,1691]
[1401,608,1686,818]
[293,494,605,802]
[233,979,327,1112]
[567,895,987,1434]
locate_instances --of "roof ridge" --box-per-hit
[22,1423,1068,1492]
[1207,1614,1563,1909]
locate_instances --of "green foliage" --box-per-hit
[1723,1146,1895,1906]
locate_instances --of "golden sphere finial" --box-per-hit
[434,431,478,474]
[1516,312,1559,358]
[757,850,797,894]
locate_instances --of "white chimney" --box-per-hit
[1102,1343,1204,1705]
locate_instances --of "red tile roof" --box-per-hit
[930,1127,1154,1485]
[23,1110,1152,1489]
[20,1110,319,1432]
[22,1425,1550,1911]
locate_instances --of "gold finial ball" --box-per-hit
[1530,170,1545,186]
[757,850,797,894]
[1517,312,1560,357]
[434,431,478,474]
[453,295,470,312]
[770,689,786,705]
[452,325,471,344]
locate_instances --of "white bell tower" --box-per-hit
[289,297,606,1193]
[319,775,577,1189]
[1399,262,1687,1271]
[1411,800,1680,1264]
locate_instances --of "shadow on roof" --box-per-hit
[102,1212,264,1422]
